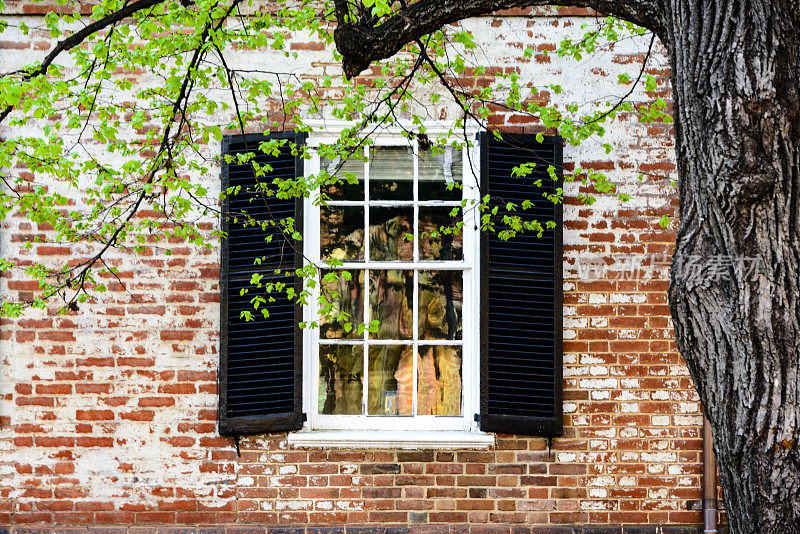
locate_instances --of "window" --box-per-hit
[303,137,480,433]
[218,128,563,443]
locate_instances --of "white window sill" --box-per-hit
[287,430,495,449]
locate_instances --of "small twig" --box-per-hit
[584,32,656,126]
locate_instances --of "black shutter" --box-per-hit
[219,132,306,436]
[479,132,563,437]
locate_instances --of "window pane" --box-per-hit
[369,146,413,200]
[369,269,413,340]
[419,147,462,201]
[321,206,364,261]
[417,345,462,416]
[367,344,413,415]
[319,344,364,415]
[419,206,463,261]
[320,152,365,201]
[418,270,462,340]
[370,207,413,261]
[320,270,364,340]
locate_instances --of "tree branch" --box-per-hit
[584,31,656,126]
[334,0,666,78]
[50,0,243,311]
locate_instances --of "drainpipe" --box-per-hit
[703,414,718,534]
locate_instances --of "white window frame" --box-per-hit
[299,125,484,438]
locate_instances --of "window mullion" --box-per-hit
[412,269,419,418]
[363,144,370,416]
[364,144,370,264]
[413,138,419,262]
[411,138,419,419]
[308,151,322,427]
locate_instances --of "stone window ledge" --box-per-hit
[287,430,495,449]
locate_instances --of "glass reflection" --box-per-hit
[319,344,364,415]
[419,206,463,261]
[417,345,462,416]
[419,147,462,201]
[320,206,364,261]
[320,151,365,201]
[370,207,413,261]
[368,344,413,415]
[369,269,413,340]
[418,270,462,340]
[320,270,364,340]
[369,146,413,200]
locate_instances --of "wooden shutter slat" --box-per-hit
[219,132,306,436]
[479,132,564,437]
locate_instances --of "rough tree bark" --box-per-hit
[666,1,800,533]
[333,1,800,533]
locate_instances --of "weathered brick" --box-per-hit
[396,451,435,463]
[0,11,702,534]
[361,464,401,475]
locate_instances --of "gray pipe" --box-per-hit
[703,415,718,534]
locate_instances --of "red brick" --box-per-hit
[160,330,194,341]
[76,409,115,420]
[120,410,155,421]
[138,397,175,407]
[38,331,76,341]
[34,383,72,395]
[75,383,113,394]
[17,396,55,407]
[34,436,76,447]
[76,437,114,447]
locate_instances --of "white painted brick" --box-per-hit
[652,415,671,426]
[589,365,609,376]
[621,402,639,413]
[579,377,618,389]
[587,475,614,487]
[675,415,703,426]
[641,451,676,463]
[557,452,577,462]
[620,378,640,388]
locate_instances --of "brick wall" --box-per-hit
[0,7,713,531]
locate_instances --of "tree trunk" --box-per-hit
[666,1,800,532]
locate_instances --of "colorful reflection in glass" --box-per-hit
[370,207,413,261]
[417,345,462,416]
[320,270,364,340]
[369,270,413,340]
[320,206,364,261]
[319,344,363,415]
[418,270,462,340]
[368,344,413,416]
[419,206,463,261]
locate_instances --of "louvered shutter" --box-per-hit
[219,132,306,436]
[479,132,563,437]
